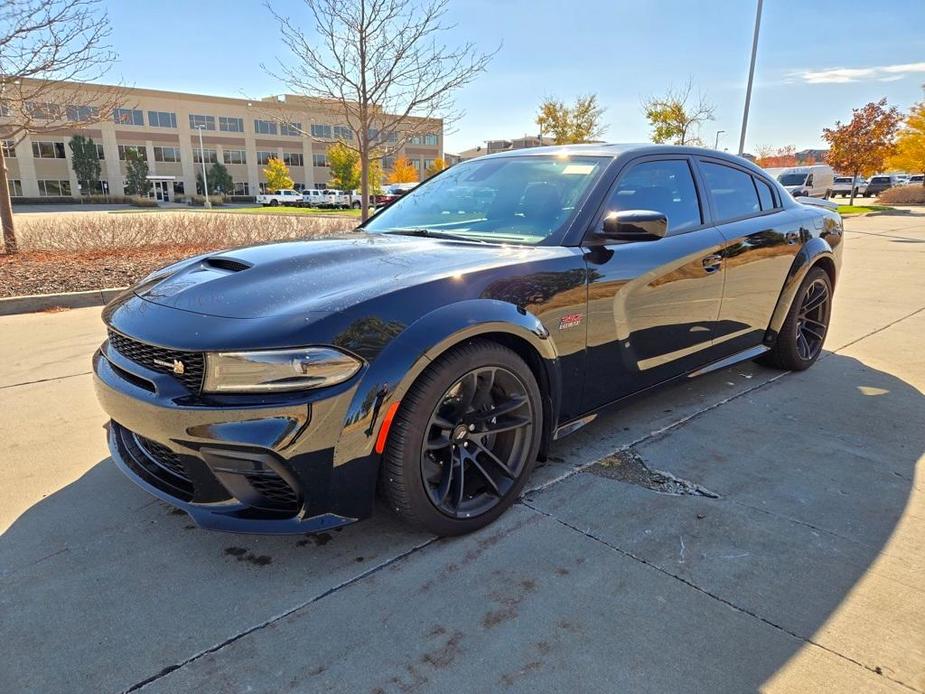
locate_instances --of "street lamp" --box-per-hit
[195,124,211,209]
[738,0,764,155]
[714,130,725,150]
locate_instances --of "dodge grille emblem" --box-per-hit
[153,358,185,375]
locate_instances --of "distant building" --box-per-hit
[795,149,828,164]
[1,80,443,200]
[457,135,557,161]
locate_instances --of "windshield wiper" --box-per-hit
[380,228,487,243]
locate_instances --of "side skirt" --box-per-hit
[552,344,770,441]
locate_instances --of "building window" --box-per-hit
[66,105,99,122]
[424,159,436,171]
[424,133,438,145]
[256,151,275,165]
[173,181,185,195]
[333,125,352,140]
[312,153,328,167]
[26,102,61,120]
[310,124,332,139]
[153,146,181,163]
[219,116,244,133]
[192,148,217,164]
[118,145,147,161]
[283,152,304,167]
[7,179,23,196]
[0,101,10,117]
[410,158,420,170]
[148,111,177,128]
[189,114,215,130]
[38,179,72,196]
[254,119,278,135]
[2,140,15,158]
[95,144,105,160]
[280,122,301,137]
[409,134,423,145]
[84,179,109,195]
[223,149,247,165]
[31,141,67,159]
[113,108,144,126]
[233,181,250,195]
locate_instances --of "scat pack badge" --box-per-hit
[558,313,584,330]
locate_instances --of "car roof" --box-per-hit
[476,142,770,176]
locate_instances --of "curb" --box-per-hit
[0,287,127,316]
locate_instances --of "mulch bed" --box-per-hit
[0,245,221,298]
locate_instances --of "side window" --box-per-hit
[700,161,761,222]
[754,177,776,211]
[805,174,814,187]
[607,159,701,234]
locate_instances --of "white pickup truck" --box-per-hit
[256,189,304,207]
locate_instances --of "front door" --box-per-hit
[581,157,726,411]
[151,180,170,202]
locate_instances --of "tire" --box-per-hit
[269,199,279,207]
[380,340,543,536]
[352,200,361,209]
[761,267,832,371]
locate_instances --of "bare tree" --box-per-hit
[642,78,716,146]
[266,0,496,220]
[0,0,121,254]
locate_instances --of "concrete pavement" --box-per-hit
[1,209,923,693]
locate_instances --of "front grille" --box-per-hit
[136,435,191,483]
[108,329,204,393]
[245,471,299,511]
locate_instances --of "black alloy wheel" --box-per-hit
[795,278,830,361]
[761,266,832,371]
[380,340,542,536]
[420,366,534,519]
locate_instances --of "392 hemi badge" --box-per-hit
[558,313,584,330]
[153,358,186,375]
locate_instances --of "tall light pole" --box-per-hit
[195,124,211,209]
[714,129,725,151]
[738,0,763,156]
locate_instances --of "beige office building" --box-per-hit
[1,82,443,201]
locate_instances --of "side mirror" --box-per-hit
[599,210,668,242]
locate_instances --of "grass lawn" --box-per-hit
[836,204,893,216]
[215,206,362,217]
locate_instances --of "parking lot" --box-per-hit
[1,209,923,693]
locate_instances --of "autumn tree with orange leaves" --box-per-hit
[823,98,902,205]
[388,155,419,183]
[755,145,798,168]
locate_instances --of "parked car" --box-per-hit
[320,189,351,208]
[866,175,899,197]
[256,189,303,207]
[831,176,867,198]
[776,165,835,199]
[908,174,924,186]
[895,174,910,186]
[374,182,419,206]
[302,189,326,207]
[93,144,843,537]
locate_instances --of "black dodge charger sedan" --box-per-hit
[93,144,843,536]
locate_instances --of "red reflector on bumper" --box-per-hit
[374,402,400,454]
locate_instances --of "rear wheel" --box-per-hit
[762,267,832,371]
[352,200,361,209]
[380,341,542,536]
[269,199,279,207]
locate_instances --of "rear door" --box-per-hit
[696,158,804,354]
[581,156,726,410]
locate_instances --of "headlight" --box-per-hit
[203,347,362,393]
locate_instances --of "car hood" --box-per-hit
[134,232,542,319]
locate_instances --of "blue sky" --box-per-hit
[105,0,925,154]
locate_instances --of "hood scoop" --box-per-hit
[202,256,252,273]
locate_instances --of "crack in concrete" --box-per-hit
[521,501,924,694]
[585,447,720,498]
[121,535,438,693]
[0,370,92,390]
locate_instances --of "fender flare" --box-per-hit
[765,237,835,342]
[333,299,561,470]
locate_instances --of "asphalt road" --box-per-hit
[1,210,923,693]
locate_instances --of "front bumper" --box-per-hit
[93,338,373,534]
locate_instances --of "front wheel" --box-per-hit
[380,340,542,536]
[269,199,279,207]
[352,200,361,209]
[761,267,832,371]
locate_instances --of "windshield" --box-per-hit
[363,155,607,244]
[778,173,808,186]
[871,177,890,183]
[834,177,852,184]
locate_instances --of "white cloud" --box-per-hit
[790,62,925,84]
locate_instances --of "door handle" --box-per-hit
[702,254,723,273]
